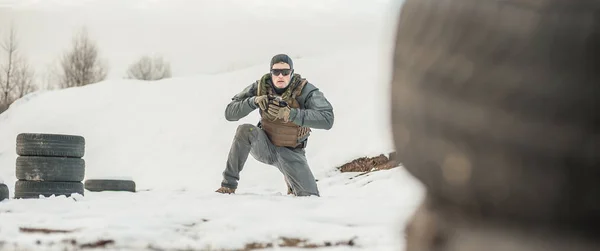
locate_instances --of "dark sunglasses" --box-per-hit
[271,68,292,76]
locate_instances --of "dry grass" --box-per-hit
[337,152,399,173]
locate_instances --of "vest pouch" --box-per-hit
[297,127,311,143]
[260,118,303,148]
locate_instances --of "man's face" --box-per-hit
[271,62,292,89]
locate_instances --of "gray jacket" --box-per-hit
[225,81,334,130]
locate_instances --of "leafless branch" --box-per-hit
[1,23,18,105]
[12,59,36,99]
[126,55,171,81]
[58,26,107,88]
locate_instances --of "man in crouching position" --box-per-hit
[215,54,334,196]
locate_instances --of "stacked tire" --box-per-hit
[15,133,85,199]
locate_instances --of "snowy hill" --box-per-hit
[0,0,424,250]
[0,47,400,192]
[0,47,424,250]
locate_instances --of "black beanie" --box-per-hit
[270,54,293,69]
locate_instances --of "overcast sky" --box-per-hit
[0,0,400,89]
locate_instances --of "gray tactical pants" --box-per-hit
[221,124,320,196]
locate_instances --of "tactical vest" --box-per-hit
[256,74,311,148]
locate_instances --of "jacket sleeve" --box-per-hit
[225,82,259,121]
[289,87,334,130]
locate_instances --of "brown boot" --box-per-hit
[215,187,235,194]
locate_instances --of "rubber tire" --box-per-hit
[16,156,85,182]
[0,184,8,201]
[85,179,136,192]
[390,0,599,232]
[14,181,84,199]
[16,133,85,158]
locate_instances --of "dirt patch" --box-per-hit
[337,152,399,173]
[146,237,356,251]
[61,239,115,249]
[20,227,76,234]
[243,237,356,250]
[80,239,115,249]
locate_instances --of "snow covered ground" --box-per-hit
[0,0,425,250]
[0,169,422,251]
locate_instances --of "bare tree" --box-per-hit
[58,27,107,88]
[0,72,5,114]
[1,23,18,105]
[42,62,60,91]
[126,55,171,81]
[0,23,36,113]
[0,31,5,114]
[12,59,36,99]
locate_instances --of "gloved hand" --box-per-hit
[267,103,291,122]
[254,95,269,111]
